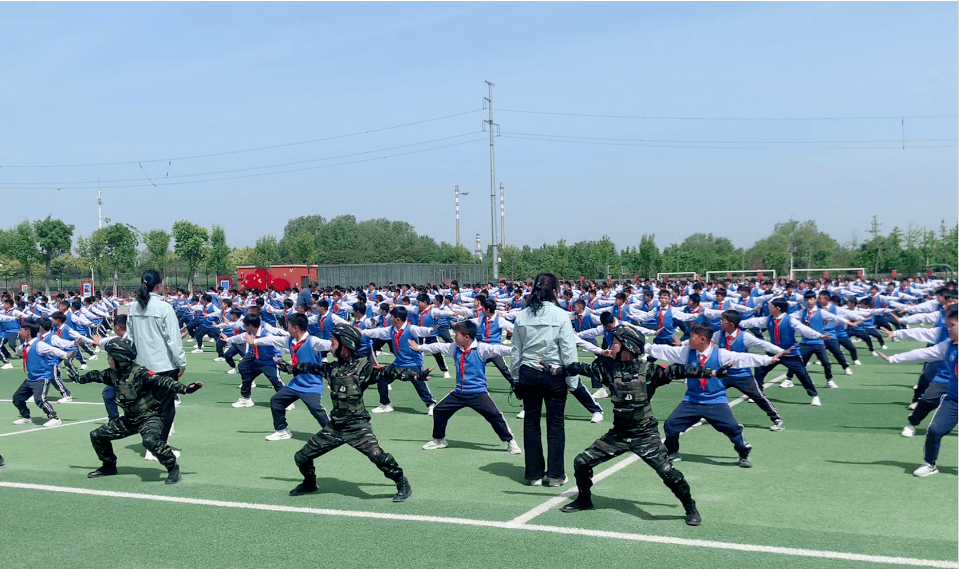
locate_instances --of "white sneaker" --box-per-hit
[844,368,853,376]
[387,384,392,391]
[144,450,158,461]
[770,419,785,431]
[286,403,295,411]
[0,362,13,369]
[190,348,203,354]
[427,404,435,416]
[80,364,88,370]
[907,402,918,410]
[422,438,448,450]
[173,449,181,458]
[94,346,100,353]
[913,462,938,477]
[826,380,839,389]
[901,424,916,437]
[893,337,901,343]
[545,475,568,487]
[780,379,794,389]
[810,396,822,406]
[870,351,879,356]
[227,368,238,374]
[516,410,526,419]
[88,354,98,361]
[590,412,604,423]
[251,381,257,389]
[371,404,394,413]
[506,439,522,455]
[174,398,181,407]
[592,387,608,399]
[42,417,62,427]
[213,357,225,362]
[443,371,451,379]
[881,344,888,350]
[169,423,176,436]
[13,417,32,425]
[854,359,862,366]
[58,396,73,403]
[266,428,293,441]
[232,397,254,408]
[527,477,543,486]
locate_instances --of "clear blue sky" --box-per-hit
[1,2,956,253]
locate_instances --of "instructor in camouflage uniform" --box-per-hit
[76,339,203,484]
[278,324,430,501]
[561,325,723,526]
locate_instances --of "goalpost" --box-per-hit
[790,267,866,280]
[705,269,777,282]
[657,272,699,282]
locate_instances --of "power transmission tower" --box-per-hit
[483,80,500,280]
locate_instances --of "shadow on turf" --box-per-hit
[826,459,958,476]
[260,476,393,499]
[68,465,193,482]
[236,430,316,441]
[394,439,503,452]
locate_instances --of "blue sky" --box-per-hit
[1,2,956,253]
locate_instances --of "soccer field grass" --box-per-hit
[1,336,956,569]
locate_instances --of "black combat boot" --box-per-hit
[738,447,753,469]
[88,462,118,478]
[165,465,182,484]
[393,477,412,502]
[684,501,702,526]
[561,492,594,513]
[289,478,318,497]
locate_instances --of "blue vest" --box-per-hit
[798,308,825,345]
[478,317,503,344]
[452,346,489,394]
[417,307,440,328]
[709,300,729,330]
[25,341,53,382]
[683,347,728,404]
[389,326,424,368]
[70,313,89,336]
[571,313,591,334]
[247,329,279,366]
[286,336,324,395]
[945,342,957,402]
[1,308,20,333]
[352,321,373,356]
[719,331,752,379]
[653,308,675,342]
[768,316,798,349]
[315,312,336,340]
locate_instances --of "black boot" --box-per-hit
[561,492,594,513]
[165,465,182,484]
[0,453,5,467]
[393,477,412,502]
[289,478,318,497]
[684,501,701,526]
[88,462,118,478]
[738,447,752,469]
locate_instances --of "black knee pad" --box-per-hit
[293,450,309,467]
[573,453,590,472]
[142,433,161,450]
[656,461,679,480]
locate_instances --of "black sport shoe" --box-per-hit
[684,502,702,526]
[738,449,752,468]
[561,496,594,513]
[88,464,118,478]
[165,465,182,484]
[393,477,412,502]
[289,481,318,496]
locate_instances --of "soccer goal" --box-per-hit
[705,270,777,282]
[790,267,865,281]
[657,272,699,282]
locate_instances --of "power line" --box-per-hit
[0,109,482,169]
[497,108,957,121]
[502,131,958,145]
[499,133,957,151]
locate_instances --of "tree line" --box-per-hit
[1,214,955,294]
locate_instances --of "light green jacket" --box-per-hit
[510,302,579,378]
[127,293,186,373]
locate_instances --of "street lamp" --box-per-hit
[788,247,797,280]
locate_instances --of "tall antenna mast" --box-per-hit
[500,182,505,248]
[483,80,500,280]
[97,180,103,229]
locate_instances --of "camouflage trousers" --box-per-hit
[91,414,177,470]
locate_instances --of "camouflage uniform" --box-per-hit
[565,345,712,525]
[77,364,190,472]
[282,357,427,500]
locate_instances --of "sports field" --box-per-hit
[1,335,955,569]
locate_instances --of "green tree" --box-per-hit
[207,225,230,277]
[285,230,316,264]
[172,220,209,293]
[252,235,281,268]
[33,216,75,295]
[76,229,109,289]
[0,221,40,287]
[144,229,171,271]
[227,246,255,270]
[102,223,139,292]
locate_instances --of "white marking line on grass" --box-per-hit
[0,482,953,568]
[0,416,107,437]
[510,373,787,525]
[0,398,103,405]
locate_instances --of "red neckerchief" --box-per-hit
[419,306,432,326]
[458,345,473,384]
[393,325,404,352]
[697,349,709,390]
[725,330,739,350]
[291,334,308,366]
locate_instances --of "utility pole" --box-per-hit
[500,182,505,248]
[455,185,469,248]
[97,180,103,229]
[483,80,499,280]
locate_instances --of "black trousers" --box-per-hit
[431,391,513,441]
[663,401,750,456]
[908,382,948,427]
[12,379,58,420]
[91,414,177,469]
[755,355,818,397]
[573,425,693,507]
[294,420,403,482]
[486,355,514,385]
[786,344,833,381]
[239,361,283,398]
[722,375,781,422]
[377,366,435,408]
[270,386,330,431]
[925,397,957,465]
[421,336,448,372]
[836,336,858,362]
[518,366,568,480]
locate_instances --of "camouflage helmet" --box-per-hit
[331,323,362,352]
[105,338,138,364]
[611,325,644,355]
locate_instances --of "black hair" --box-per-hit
[353,302,367,315]
[690,322,713,338]
[390,306,408,321]
[317,299,329,310]
[453,320,477,340]
[600,312,615,326]
[138,269,163,309]
[417,293,431,305]
[288,313,308,330]
[50,311,66,322]
[526,272,560,315]
[243,314,261,328]
[480,297,497,314]
[721,310,742,327]
[23,321,39,338]
[38,318,52,332]
[770,298,789,313]
[114,314,128,329]
[688,293,701,304]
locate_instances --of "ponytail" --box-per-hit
[138,269,163,309]
[526,272,560,315]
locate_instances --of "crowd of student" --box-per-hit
[1,271,955,521]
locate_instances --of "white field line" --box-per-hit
[0,416,107,437]
[0,481,953,568]
[509,373,787,525]
[0,398,104,405]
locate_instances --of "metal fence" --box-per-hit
[314,263,488,287]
